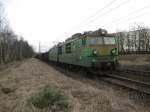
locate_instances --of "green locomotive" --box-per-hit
[48,28,118,70]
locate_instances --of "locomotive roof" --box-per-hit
[65,28,114,42]
[55,28,115,47]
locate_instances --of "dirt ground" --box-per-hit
[119,54,150,70]
[119,54,150,65]
[0,58,150,112]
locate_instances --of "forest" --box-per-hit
[0,2,34,64]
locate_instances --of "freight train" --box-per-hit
[39,28,118,71]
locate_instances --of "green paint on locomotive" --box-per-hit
[48,29,118,67]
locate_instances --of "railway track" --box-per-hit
[102,70,150,94]
[52,64,150,94]
[117,68,150,76]
[41,59,150,95]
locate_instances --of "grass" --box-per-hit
[28,85,71,112]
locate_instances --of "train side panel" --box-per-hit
[58,38,93,67]
[58,38,84,66]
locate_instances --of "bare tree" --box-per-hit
[116,23,150,54]
[116,32,126,54]
[0,2,34,65]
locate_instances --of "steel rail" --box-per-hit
[103,73,150,94]
[116,68,150,76]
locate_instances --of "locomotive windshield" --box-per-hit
[88,37,115,45]
[90,38,103,44]
[104,37,115,44]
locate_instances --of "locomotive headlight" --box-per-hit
[111,48,117,55]
[93,49,98,55]
[112,50,116,54]
[93,50,97,54]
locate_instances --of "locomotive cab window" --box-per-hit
[104,37,115,45]
[65,43,71,53]
[89,37,103,45]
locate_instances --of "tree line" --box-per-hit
[0,2,34,64]
[116,24,150,54]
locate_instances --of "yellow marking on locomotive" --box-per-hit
[83,45,116,48]
[99,47,109,55]
[83,45,116,55]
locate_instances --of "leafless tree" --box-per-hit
[116,32,126,53]
[116,24,150,54]
[0,2,34,65]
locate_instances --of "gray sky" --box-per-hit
[4,0,150,52]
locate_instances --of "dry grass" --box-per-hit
[0,58,149,112]
[27,85,71,112]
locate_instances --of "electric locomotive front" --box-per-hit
[81,31,118,70]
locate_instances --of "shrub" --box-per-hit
[28,85,71,112]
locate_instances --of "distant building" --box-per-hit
[115,29,150,53]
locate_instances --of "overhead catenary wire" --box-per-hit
[62,0,131,39]
[57,0,119,41]
[76,0,131,30]
[59,0,150,41]
[72,0,118,29]
[108,10,150,27]
[102,3,150,28]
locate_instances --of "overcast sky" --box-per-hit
[3,0,150,52]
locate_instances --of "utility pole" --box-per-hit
[39,42,41,54]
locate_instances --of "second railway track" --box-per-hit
[102,70,150,94]
[117,68,150,76]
